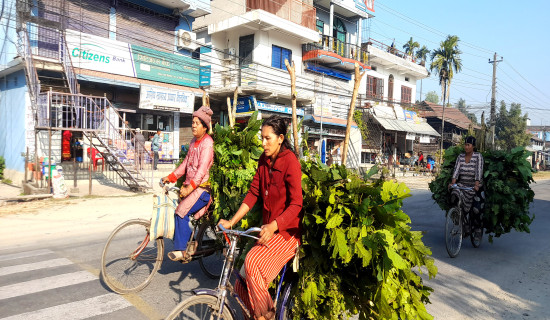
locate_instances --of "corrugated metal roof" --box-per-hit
[373,115,440,136]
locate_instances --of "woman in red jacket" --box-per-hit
[219,116,303,320]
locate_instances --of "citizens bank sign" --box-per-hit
[65,30,200,88]
[66,30,136,77]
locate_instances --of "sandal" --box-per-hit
[168,250,192,263]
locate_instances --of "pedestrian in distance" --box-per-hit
[219,115,303,320]
[133,128,145,170]
[161,105,214,262]
[152,129,161,170]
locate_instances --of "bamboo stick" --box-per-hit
[342,63,365,166]
[284,59,299,156]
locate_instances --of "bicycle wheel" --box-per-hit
[445,207,463,258]
[101,219,164,294]
[197,222,226,279]
[277,281,296,320]
[165,295,233,320]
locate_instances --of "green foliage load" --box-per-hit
[209,114,263,228]
[429,146,535,241]
[0,156,5,179]
[296,161,437,320]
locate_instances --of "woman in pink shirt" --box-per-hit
[219,116,303,320]
[162,105,214,262]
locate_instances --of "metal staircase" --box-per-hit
[18,26,152,191]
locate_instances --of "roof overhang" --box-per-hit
[0,57,24,77]
[208,10,320,43]
[303,50,370,72]
[372,114,440,137]
[208,85,314,105]
[314,0,373,19]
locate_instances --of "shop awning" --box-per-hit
[75,68,204,95]
[373,115,440,136]
[304,63,351,81]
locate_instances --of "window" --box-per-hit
[361,152,376,164]
[272,45,292,70]
[316,20,324,34]
[401,86,412,104]
[367,75,384,100]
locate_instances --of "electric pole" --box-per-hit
[489,52,503,149]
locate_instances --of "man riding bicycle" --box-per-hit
[219,116,303,320]
[162,105,214,262]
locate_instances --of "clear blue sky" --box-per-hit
[366,0,550,126]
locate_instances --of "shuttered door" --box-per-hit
[64,0,110,37]
[37,0,61,58]
[116,3,177,52]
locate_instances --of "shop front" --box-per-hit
[62,30,203,165]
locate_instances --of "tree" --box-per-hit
[430,35,462,104]
[495,101,531,150]
[425,91,439,104]
[430,35,462,163]
[403,37,420,56]
[416,45,430,65]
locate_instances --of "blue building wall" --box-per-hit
[0,70,28,174]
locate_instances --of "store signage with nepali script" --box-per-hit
[65,29,136,77]
[132,45,200,88]
[139,84,195,113]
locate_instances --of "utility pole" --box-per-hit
[489,52,503,149]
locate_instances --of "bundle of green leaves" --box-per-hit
[209,114,263,228]
[429,146,535,241]
[296,160,437,320]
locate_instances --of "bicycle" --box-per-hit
[166,225,298,320]
[100,180,227,294]
[445,184,484,258]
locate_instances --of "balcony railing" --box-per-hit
[246,0,316,30]
[303,35,369,66]
[366,38,422,65]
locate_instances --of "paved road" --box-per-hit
[0,179,548,319]
[403,180,550,320]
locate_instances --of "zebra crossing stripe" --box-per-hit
[0,271,96,300]
[0,258,73,276]
[0,249,54,262]
[0,293,132,320]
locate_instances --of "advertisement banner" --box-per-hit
[139,84,195,113]
[313,94,333,118]
[132,45,200,88]
[65,29,136,77]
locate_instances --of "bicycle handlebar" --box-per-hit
[450,184,474,191]
[217,224,262,240]
[159,178,180,195]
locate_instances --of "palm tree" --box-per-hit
[430,35,462,163]
[402,37,420,57]
[416,45,430,65]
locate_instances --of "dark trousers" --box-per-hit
[153,151,159,170]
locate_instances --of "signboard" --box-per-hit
[313,94,333,118]
[256,100,304,116]
[234,96,256,113]
[66,29,136,77]
[132,45,200,88]
[139,84,195,113]
[199,65,211,86]
[406,133,416,140]
[419,135,431,143]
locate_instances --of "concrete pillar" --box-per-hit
[329,2,334,48]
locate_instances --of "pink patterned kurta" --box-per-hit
[167,134,214,219]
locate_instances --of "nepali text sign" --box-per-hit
[139,84,194,113]
[132,45,200,88]
[66,30,136,77]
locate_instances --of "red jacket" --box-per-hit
[243,148,303,242]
